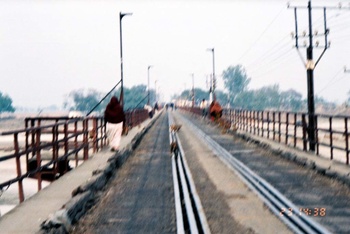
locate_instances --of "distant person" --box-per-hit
[209,100,223,121]
[144,104,153,118]
[154,102,159,112]
[104,96,125,152]
[200,99,208,118]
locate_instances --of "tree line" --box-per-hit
[63,85,156,114]
[1,65,350,114]
[178,65,344,113]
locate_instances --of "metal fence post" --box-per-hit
[345,117,349,165]
[14,133,24,203]
[302,114,307,151]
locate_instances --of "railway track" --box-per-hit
[175,113,331,234]
[168,113,211,234]
[72,111,349,233]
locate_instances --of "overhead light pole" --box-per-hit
[155,79,158,103]
[119,11,132,108]
[147,65,153,105]
[207,48,215,103]
[345,66,350,73]
[191,73,195,108]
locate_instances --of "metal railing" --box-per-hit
[181,107,350,165]
[0,117,105,203]
[0,108,149,204]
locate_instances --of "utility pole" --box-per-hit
[289,1,350,151]
[191,73,195,108]
[289,1,330,151]
[306,0,316,152]
[155,80,158,103]
[207,48,216,103]
[119,12,132,108]
[147,65,153,105]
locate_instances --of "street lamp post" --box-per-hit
[155,80,158,103]
[147,65,153,105]
[119,11,132,109]
[191,73,195,108]
[345,66,350,73]
[207,48,215,102]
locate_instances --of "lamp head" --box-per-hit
[120,12,133,19]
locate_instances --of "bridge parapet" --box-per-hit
[181,107,350,165]
[0,108,149,205]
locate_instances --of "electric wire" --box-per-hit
[312,11,343,29]
[326,11,350,33]
[332,33,350,43]
[237,6,285,63]
[243,2,350,103]
[249,49,295,80]
[245,45,292,74]
[329,20,350,33]
[316,69,348,95]
[247,42,294,71]
[245,34,291,70]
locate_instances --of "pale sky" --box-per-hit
[0,0,349,109]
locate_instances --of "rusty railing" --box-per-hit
[182,107,350,165]
[0,108,149,204]
[0,117,105,203]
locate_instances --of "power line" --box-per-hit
[248,47,294,75]
[332,34,350,42]
[315,68,344,95]
[249,49,295,79]
[237,5,285,63]
[245,34,291,70]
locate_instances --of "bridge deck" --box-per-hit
[1,110,350,233]
[72,111,291,233]
[73,111,175,233]
[0,113,158,234]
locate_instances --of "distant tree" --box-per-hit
[234,90,255,110]
[193,88,210,103]
[63,89,103,113]
[178,90,191,100]
[222,65,251,106]
[124,85,152,110]
[280,89,303,112]
[347,90,350,105]
[0,91,15,113]
[314,96,337,113]
[178,89,204,101]
[252,85,281,110]
[215,90,229,107]
[175,88,228,106]
[228,82,305,111]
[64,85,153,114]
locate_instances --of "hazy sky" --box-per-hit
[0,0,349,109]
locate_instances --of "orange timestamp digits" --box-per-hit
[280,207,326,217]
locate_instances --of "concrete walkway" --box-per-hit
[235,128,350,186]
[182,111,350,185]
[0,112,161,234]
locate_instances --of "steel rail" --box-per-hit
[169,115,185,233]
[178,114,331,234]
[175,133,211,234]
[168,113,211,234]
